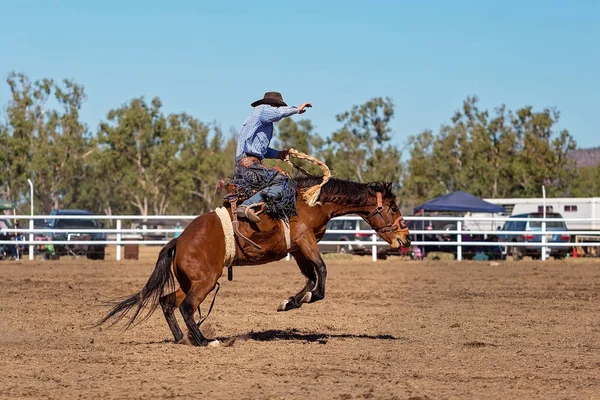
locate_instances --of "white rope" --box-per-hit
[285,148,331,207]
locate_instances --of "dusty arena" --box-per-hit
[1,247,599,399]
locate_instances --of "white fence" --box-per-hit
[2,214,600,262]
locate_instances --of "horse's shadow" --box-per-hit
[217,328,404,344]
[119,329,404,346]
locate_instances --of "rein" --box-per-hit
[197,282,220,328]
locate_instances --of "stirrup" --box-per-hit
[229,201,262,252]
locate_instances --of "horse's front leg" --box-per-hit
[277,235,327,311]
[277,250,317,311]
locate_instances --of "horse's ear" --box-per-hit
[384,182,396,200]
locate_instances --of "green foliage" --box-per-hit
[269,118,324,175]
[0,72,597,218]
[178,125,237,213]
[96,97,221,215]
[404,96,579,204]
[570,165,600,197]
[2,72,92,213]
[322,97,402,183]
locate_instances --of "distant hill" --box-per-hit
[570,147,600,168]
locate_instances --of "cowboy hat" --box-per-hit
[251,92,288,107]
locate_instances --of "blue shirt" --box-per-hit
[236,104,298,160]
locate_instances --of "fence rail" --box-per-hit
[2,214,599,262]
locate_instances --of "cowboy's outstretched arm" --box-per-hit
[258,105,299,123]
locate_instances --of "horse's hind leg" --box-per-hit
[179,281,218,346]
[160,288,186,343]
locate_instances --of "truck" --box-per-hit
[469,198,600,257]
[45,209,107,260]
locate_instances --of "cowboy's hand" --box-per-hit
[278,150,290,161]
[298,102,312,114]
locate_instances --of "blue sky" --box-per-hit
[1,0,598,151]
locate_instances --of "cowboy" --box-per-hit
[233,92,311,223]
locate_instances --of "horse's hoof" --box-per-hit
[208,340,220,347]
[300,292,312,304]
[277,298,299,312]
[277,300,289,312]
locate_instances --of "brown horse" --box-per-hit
[99,176,411,346]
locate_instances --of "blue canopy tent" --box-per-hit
[414,191,505,214]
[413,192,505,258]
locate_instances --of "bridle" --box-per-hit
[364,192,408,234]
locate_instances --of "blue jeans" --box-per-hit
[243,182,286,206]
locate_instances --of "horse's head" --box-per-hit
[362,184,411,249]
[297,176,411,248]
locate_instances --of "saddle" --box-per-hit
[214,177,275,282]
[215,178,262,248]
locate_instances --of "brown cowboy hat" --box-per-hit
[251,91,288,107]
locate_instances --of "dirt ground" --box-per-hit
[1,247,599,400]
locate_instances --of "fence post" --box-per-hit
[116,219,122,261]
[371,233,377,262]
[457,221,462,261]
[541,219,547,261]
[29,219,34,261]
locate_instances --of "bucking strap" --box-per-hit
[215,207,236,269]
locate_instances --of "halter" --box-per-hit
[365,192,407,233]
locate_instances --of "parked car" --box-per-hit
[319,217,390,258]
[500,212,570,260]
[45,209,107,259]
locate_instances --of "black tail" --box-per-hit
[97,239,177,329]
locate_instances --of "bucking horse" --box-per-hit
[98,149,412,346]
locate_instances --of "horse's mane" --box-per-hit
[295,175,396,206]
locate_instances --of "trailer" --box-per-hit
[483,197,600,231]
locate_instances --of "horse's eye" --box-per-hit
[391,206,398,212]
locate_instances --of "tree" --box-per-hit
[325,97,402,183]
[70,135,129,216]
[275,118,323,153]
[271,118,324,175]
[178,124,237,213]
[403,130,438,203]
[0,121,26,204]
[510,106,577,197]
[569,164,600,197]
[3,72,92,213]
[1,73,37,206]
[97,97,191,216]
[404,96,577,202]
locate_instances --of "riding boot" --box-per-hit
[236,205,261,223]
